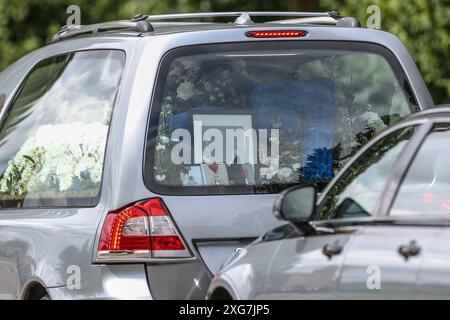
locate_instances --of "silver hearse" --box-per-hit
[0,11,433,299]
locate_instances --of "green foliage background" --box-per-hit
[0,0,448,103]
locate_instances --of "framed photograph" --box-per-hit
[201,163,229,186]
[191,112,256,166]
[180,165,204,186]
[227,163,256,186]
[242,164,256,185]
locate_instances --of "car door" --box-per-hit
[260,124,421,299]
[387,123,450,298]
[330,122,442,299]
[262,226,354,299]
[317,124,427,299]
[338,225,438,299]
[415,228,450,299]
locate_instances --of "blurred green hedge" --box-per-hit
[0,0,448,104]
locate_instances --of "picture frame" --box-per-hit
[227,163,256,186]
[191,111,256,166]
[180,165,204,186]
[201,163,229,186]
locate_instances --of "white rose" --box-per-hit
[265,167,279,180]
[277,168,294,181]
[156,175,167,182]
[360,111,379,123]
[360,111,387,132]
[0,179,7,193]
[156,144,166,151]
[177,81,195,101]
[159,136,170,145]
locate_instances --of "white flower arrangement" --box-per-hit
[359,111,387,132]
[0,122,108,198]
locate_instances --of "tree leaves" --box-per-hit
[0,0,448,103]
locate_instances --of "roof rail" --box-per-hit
[268,16,361,27]
[267,17,337,25]
[51,11,360,42]
[140,11,360,26]
[142,11,352,25]
[51,20,153,42]
[143,11,332,21]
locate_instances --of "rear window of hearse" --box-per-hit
[144,42,416,195]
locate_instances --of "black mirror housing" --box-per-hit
[273,184,317,224]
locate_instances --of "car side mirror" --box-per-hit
[273,185,317,234]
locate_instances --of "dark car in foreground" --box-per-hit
[208,107,450,300]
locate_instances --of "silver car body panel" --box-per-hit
[417,228,450,299]
[262,232,353,299]
[0,24,433,299]
[337,225,439,299]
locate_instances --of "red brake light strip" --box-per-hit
[245,30,308,38]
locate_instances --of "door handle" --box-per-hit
[322,240,343,259]
[398,240,421,260]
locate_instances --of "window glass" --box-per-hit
[391,124,450,216]
[319,126,415,220]
[145,42,415,195]
[0,51,125,208]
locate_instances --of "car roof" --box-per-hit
[50,11,364,42]
[404,106,450,122]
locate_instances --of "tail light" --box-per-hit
[245,30,308,38]
[97,198,192,260]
